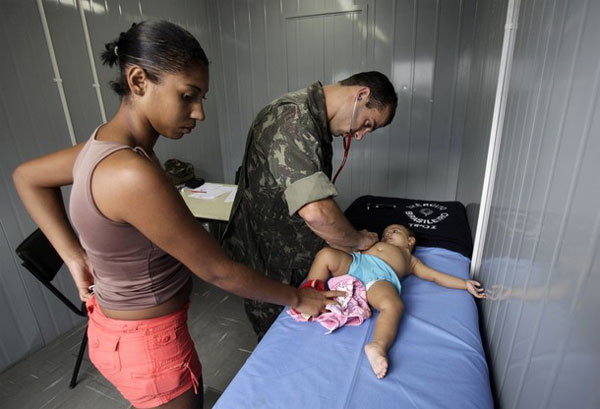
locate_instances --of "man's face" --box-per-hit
[331,98,391,141]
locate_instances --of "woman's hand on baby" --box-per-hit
[294,288,346,317]
[466,280,486,299]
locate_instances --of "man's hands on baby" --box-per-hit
[466,280,486,298]
[356,229,378,251]
[295,287,346,317]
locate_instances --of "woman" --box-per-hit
[13,20,340,409]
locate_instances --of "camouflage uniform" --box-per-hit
[221,82,338,337]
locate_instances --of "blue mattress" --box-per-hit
[214,247,493,409]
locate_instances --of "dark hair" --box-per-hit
[339,71,398,126]
[100,20,209,97]
[401,225,416,253]
[401,224,415,238]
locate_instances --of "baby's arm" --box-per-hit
[411,257,486,298]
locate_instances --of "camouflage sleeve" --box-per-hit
[257,103,337,215]
[284,171,338,216]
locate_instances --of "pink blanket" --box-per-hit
[287,275,371,334]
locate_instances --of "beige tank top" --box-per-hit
[69,126,191,310]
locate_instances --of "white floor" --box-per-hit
[0,277,258,409]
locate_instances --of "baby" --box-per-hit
[306,224,485,379]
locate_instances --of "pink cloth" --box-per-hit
[287,275,371,334]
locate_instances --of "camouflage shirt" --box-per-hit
[221,81,337,282]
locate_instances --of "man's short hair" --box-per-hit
[339,71,398,126]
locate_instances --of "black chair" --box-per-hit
[15,228,88,389]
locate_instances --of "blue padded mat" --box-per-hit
[214,247,493,409]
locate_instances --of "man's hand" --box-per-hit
[66,255,94,302]
[466,280,486,299]
[355,229,378,251]
[298,199,378,251]
[294,287,345,317]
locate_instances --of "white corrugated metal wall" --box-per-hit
[207,0,478,210]
[455,0,508,234]
[474,0,600,407]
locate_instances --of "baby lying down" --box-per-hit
[295,224,485,379]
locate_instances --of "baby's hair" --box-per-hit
[100,20,209,97]
[401,225,415,238]
[389,224,416,253]
[402,225,416,253]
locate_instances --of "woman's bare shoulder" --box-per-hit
[92,149,171,222]
[95,148,160,181]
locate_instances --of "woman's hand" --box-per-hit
[294,287,345,317]
[466,280,486,299]
[66,255,94,302]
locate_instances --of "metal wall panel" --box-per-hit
[286,4,371,204]
[456,0,508,236]
[477,0,600,407]
[208,0,477,210]
[0,0,220,372]
[49,0,224,181]
[0,0,83,373]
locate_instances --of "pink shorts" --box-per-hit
[86,296,202,408]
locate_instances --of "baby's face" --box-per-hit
[382,224,413,248]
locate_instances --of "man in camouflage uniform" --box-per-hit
[221,72,398,337]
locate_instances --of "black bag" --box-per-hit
[164,159,195,185]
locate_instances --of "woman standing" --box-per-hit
[13,20,339,409]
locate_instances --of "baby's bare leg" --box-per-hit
[364,281,404,379]
[306,247,353,282]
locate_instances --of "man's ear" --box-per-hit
[126,65,148,96]
[357,86,371,103]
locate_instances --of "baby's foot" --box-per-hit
[364,342,388,379]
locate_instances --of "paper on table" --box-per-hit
[188,183,235,200]
[224,187,237,203]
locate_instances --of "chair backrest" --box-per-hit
[16,228,86,317]
[16,229,63,281]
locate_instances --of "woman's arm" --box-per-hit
[92,151,340,315]
[13,144,94,300]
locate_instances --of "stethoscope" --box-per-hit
[332,96,360,184]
